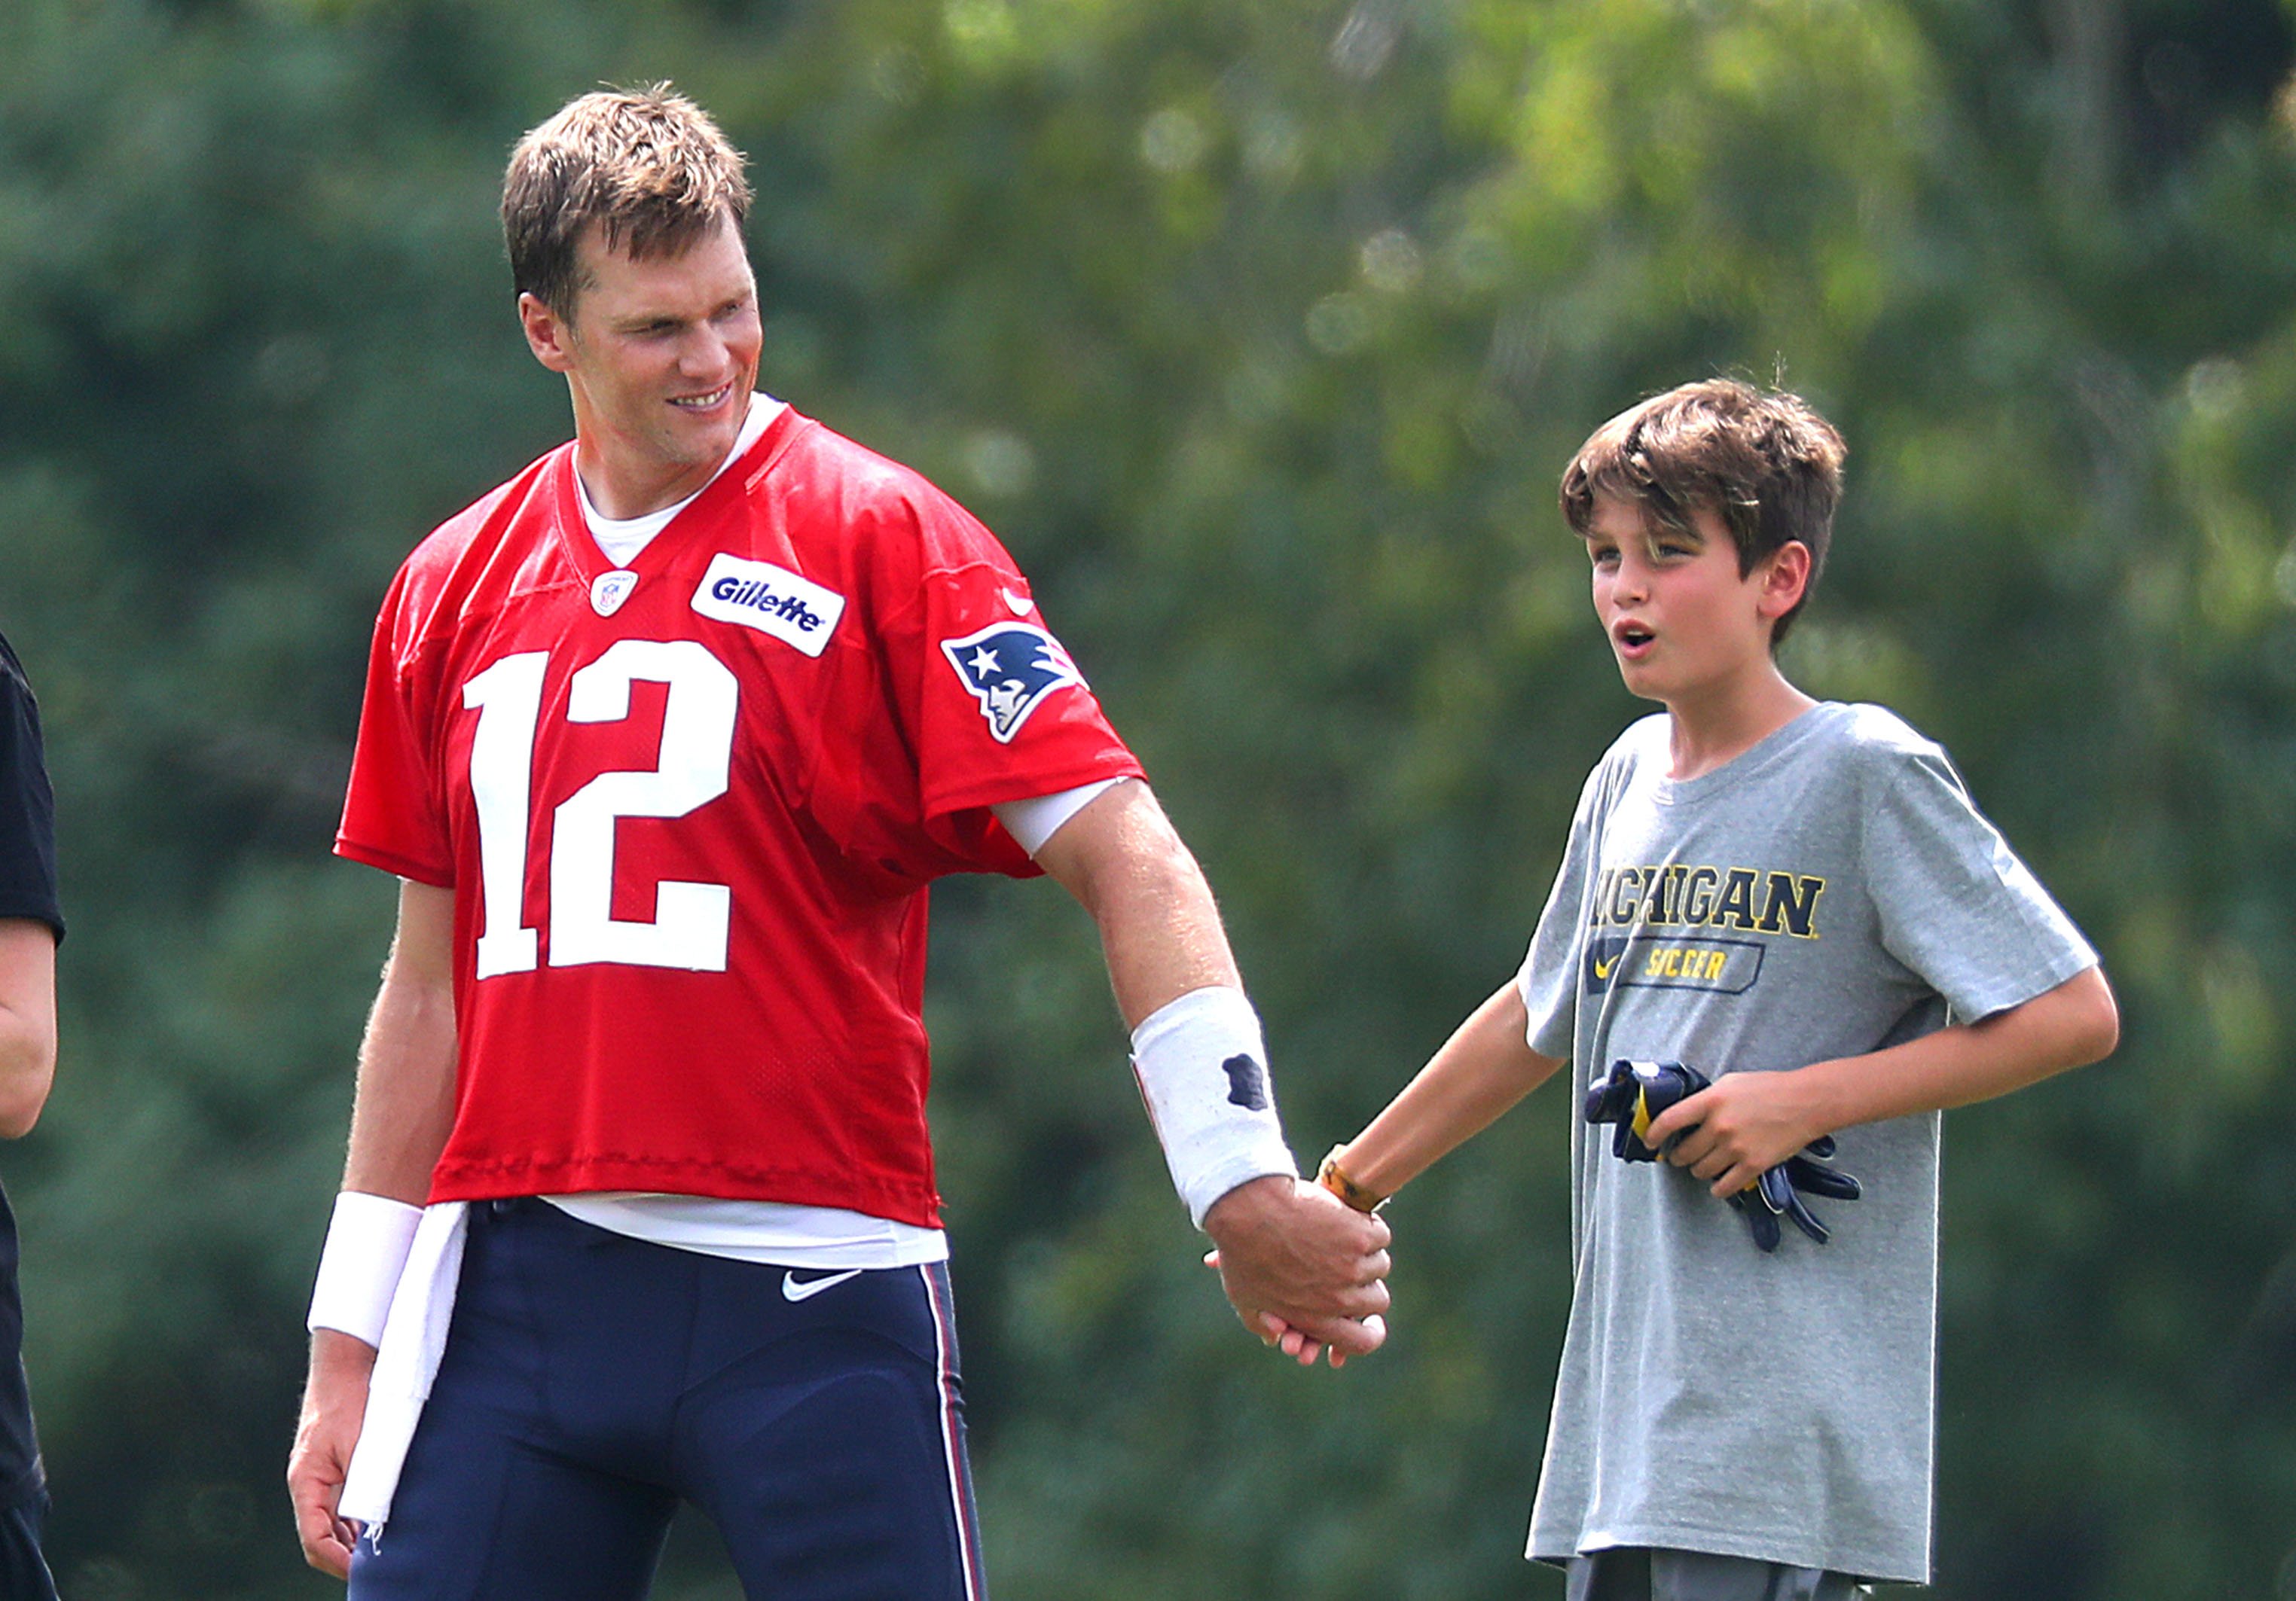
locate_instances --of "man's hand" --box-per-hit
[287,1329,377,1579]
[1202,1174,1391,1368]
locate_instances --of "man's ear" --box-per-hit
[1757,541,1812,622]
[518,291,576,375]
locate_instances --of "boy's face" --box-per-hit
[1583,495,1804,706]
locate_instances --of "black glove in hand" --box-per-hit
[1583,1058,1709,1163]
[1732,1137,1863,1250]
[1583,1059,1861,1252]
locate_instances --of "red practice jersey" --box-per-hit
[338,407,1143,1226]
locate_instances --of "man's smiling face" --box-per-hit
[524,208,763,517]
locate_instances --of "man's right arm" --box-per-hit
[1029,780,1393,1362]
[287,878,458,1580]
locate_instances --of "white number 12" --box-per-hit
[461,639,738,977]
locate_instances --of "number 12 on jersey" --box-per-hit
[462,639,739,977]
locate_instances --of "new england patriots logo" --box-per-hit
[939,621,1087,744]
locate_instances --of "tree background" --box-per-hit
[3,0,2294,1595]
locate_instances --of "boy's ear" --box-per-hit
[1756,541,1812,623]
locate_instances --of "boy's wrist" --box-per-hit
[1316,1145,1389,1213]
[1781,1055,1862,1140]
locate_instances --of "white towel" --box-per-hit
[337,1200,469,1540]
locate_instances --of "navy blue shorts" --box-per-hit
[350,1198,986,1601]
[0,1476,58,1601]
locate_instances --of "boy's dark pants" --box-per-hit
[1566,1548,1867,1601]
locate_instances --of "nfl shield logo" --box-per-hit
[940,621,1086,743]
[591,570,639,616]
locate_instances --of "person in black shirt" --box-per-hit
[0,630,62,1601]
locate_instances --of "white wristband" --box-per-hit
[307,1191,424,1347]
[1129,987,1298,1228]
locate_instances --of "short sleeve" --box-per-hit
[335,567,453,886]
[878,493,1140,837]
[1517,765,1607,1060]
[0,638,63,941]
[798,473,1142,886]
[1861,749,2096,1023]
[908,591,1139,821]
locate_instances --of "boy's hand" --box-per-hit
[1594,1059,1862,1250]
[1643,1066,1828,1198]
[1205,1287,1348,1368]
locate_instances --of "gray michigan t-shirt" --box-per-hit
[1516,702,2096,1584]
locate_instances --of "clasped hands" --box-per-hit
[1585,1060,1861,1250]
[1201,1173,1391,1369]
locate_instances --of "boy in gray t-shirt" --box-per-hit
[1292,380,2119,1597]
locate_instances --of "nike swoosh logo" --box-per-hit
[1592,956,1616,979]
[781,1267,865,1303]
[1002,587,1033,615]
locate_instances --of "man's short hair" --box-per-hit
[502,83,754,320]
[1559,378,1847,644]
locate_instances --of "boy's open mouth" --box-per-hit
[1615,623,1654,649]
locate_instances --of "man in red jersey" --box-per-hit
[284,84,1391,1600]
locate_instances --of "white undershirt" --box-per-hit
[548,401,1127,1269]
[576,392,785,567]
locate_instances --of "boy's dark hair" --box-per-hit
[1559,378,1846,645]
[502,83,753,321]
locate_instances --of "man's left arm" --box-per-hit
[1030,779,1392,1363]
[0,919,56,1139]
[1646,964,2120,1197]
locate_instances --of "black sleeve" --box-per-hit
[0,636,62,943]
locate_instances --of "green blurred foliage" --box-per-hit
[3,0,2295,1595]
